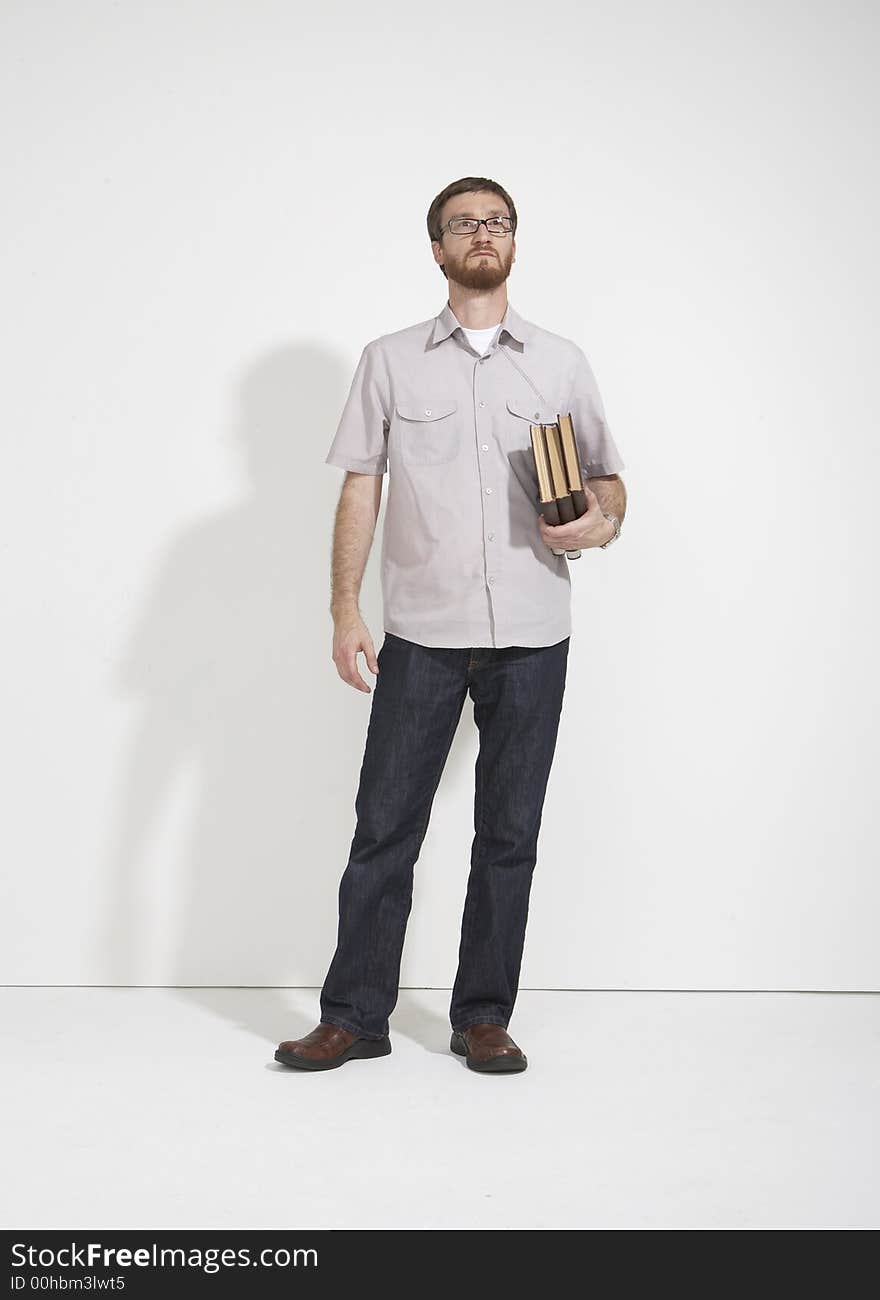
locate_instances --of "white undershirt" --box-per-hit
[460,324,501,356]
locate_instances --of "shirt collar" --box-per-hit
[430,300,530,348]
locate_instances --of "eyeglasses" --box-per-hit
[440,216,513,236]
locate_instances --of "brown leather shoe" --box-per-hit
[275,1022,391,1071]
[450,1023,528,1073]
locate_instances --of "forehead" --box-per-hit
[442,192,510,220]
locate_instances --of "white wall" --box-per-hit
[3,0,877,989]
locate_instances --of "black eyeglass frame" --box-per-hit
[437,216,515,237]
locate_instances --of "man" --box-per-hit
[276,176,626,1074]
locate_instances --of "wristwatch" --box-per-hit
[599,512,621,548]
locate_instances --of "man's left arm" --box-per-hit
[537,341,627,552]
[537,472,627,551]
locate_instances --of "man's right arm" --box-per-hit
[329,470,384,693]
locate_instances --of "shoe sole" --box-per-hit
[274,1035,392,1071]
[450,1030,528,1073]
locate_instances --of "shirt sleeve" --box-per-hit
[324,341,391,475]
[565,343,625,478]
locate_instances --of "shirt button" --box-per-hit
[485,487,492,494]
[479,401,485,407]
[533,411,540,419]
[488,576,495,585]
[487,532,495,540]
[481,444,488,451]
[424,408,432,415]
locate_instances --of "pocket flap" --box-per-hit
[395,399,458,422]
[507,396,549,423]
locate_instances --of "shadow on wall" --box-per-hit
[85,341,474,1041]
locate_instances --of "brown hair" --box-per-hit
[427,177,517,280]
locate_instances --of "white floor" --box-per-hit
[2,987,877,1229]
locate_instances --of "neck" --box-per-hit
[447,287,508,330]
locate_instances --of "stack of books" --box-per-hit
[529,413,588,560]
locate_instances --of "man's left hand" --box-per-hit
[537,484,613,550]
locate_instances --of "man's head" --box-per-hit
[427,177,517,288]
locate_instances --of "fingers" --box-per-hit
[538,492,601,549]
[333,637,378,692]
[539,517,577,550]
[344,646,371,691]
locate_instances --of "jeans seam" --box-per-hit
[450,743,487,1025]
[413,688,467,848]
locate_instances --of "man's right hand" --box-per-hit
[332,611,380,693]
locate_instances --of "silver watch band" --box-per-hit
[599,512,621,547]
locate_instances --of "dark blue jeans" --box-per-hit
[319,631,570,1039]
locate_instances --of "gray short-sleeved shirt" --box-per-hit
[324,300,625,649]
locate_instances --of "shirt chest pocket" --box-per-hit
[504,396,568,472]
[393,399,460,466]
[505,396,558,446]
[503,396,569,503]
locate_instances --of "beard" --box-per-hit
[447,247,512,290]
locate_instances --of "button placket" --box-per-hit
[474,364,499,597]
